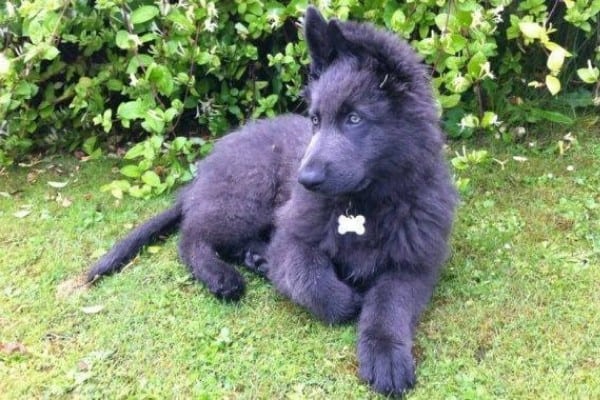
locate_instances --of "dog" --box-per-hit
[87,7,457,395]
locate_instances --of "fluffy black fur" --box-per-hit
[87,7,457,395]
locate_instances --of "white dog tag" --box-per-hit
[337,214,366,235]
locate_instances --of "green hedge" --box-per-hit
[0,0,599,197]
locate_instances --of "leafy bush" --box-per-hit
[0,0,308,195]
[0,0,599,197]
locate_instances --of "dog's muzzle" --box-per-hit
[298,166,326,191]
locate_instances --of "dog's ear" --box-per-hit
[304,7,331,79]
[370,51,411,93]
[326,20,360,59]
[305,9,362,79]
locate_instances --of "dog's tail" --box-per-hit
[86,202,182,283]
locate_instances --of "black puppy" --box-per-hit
[88,7,457,395]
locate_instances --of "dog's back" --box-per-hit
[88,114,311,296]
[180,114,311,253]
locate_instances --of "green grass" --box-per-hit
[1,128,599,399]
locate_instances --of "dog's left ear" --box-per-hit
[305,7,359,79]
[304,7,404,90]
[304,7,331,79]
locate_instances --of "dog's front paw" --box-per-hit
[358,337,416,396]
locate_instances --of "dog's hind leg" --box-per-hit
[178,233,245,301]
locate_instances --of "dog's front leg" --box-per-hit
[267,237,362,324]
[357,269,436,395]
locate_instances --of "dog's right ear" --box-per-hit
[304,6,331,79]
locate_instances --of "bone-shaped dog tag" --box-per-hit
[337,214,366,235]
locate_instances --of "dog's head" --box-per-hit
[297,7,441,197]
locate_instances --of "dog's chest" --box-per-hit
[325,214,385,285]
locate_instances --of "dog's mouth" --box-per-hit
[303,177,372,197]
[355,177,372,192]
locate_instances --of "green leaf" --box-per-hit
[101,109,113,133]
[164,108,178,122]
[545,75,561,96]
[14,81,39,98]
[235,23,249,37]
[444,56,464,70]
[83,136,98,156]
[128,185,146,198]
[481,112,500,128]
[150,135,164,150]
[110,187,124,199]
[138,158,153,171]
[577,63,600,84]
[171,137,187,152]
[547,48,568,75]
[107,79,123,91]
[124,142,146,159]
[26,20,43,44]
[127,54,153,74]
[141,170,161,187]
[196,51,214,65]
[147,64,174,96]
[443,34,467,54]
[47,180,69,189]
[101,180,131,197]
[519,22,543,39]
[139,33,159,43]
[390,9,406,30]
[247,2,263,16]
[142,117,165,134]
[166,10,195,33]
[467,52,487,78]
[530,109,574,125]
[24,44,40,63]
[448,75,471,94]
[115,30,131,50]
[435,12,462,32]
[438,94,461,109]
[120,165,142,178]
[41,45,59,61]
[131,6,159,25]
[415,37,437,55]
[147,246,161,254]
[0,53,10,75]
[117,100,146,121]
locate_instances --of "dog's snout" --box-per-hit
[298,166,326,190]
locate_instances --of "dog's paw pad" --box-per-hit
[243,250,268,275]
[212,271,245,301]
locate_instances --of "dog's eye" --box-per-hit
[311,115,320,126]
[347,113,362,125]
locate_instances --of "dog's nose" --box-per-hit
[298,167,325,190]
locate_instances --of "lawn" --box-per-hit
[1,126,599,399]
